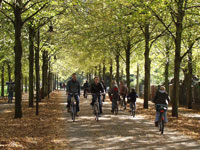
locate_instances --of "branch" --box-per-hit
[2,0,14,8]
[22,2,49,25]
[0,10,14,24]
[180,37,200,61]
[147,6,176,40]
[22,1,43,14]
[150,22,172,48]
[22,0,32,9]
[186,5,200,9]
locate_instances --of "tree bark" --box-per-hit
[165,46,170,93]
[136,64,140,95]
[109,59,113,88]
[1,64,4,97]
[172,0,184,117]
[126,36,131,92]
[35,29,40,115]
[187,43,193,109]
[28,25,34,107]
[99,64,102,80]
[144,23,150,109]
[7,63,11,82]
[25,76,27,93]
[103,59,106,81]
[116,52,120,87]
[14,4,23,118]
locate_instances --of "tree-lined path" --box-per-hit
[61,91,200,150]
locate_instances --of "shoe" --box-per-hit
[155,122,158,127]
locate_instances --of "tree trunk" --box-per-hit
[165,46,170,93]
[1,64,4,97]
[187,43,194,109]
[144,23,150,109]
[103,59,106,81]
[25,76,27,93]
[126,36,131,92]
[116,52,120,87]
[99,64,102,80]
[109,59,113,88]
[28,25,34,107]
[136,64,139,95]
[172,1,184,117]
[21,73,23,93]
[35,29,40,115]
[7,63,11,82]
[14,5,23,118]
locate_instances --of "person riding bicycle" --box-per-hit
[100,80,106,102]
[83,80,90,98]
[119,81,127,110]
[127,88,138,111]
[90,76,104,115]
[66,73,81,115]
[153,86,170,127]
[109,81,119,113]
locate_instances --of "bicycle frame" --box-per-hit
[69,93,78,122]
[130,102,136,117]
[156,104,167,134]
[93,94,100,121]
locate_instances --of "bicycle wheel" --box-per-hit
[114,104,118,115]
[161,117,164,134]
[95,104,99,121]
[71,105,76,122]
[132,106,135,117]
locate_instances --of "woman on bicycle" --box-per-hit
[90,76,104,115]
[127,88,138,110]
[153,86,170,127]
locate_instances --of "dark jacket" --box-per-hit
[127,92,138,103]
[67,79,80,95]
[90,82,104,94]
[109,85,119,100]
[153,90,170,105]
[83,82,89,89]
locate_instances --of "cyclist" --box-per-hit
[119,81,127,110]
[100,80,106,102]
[127,88,138,111]
[83,80,90,98]
[66,73,81,115]
[153,86,170,127]
[90,76,104,115]
[109,81,119,113]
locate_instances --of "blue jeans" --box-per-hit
[67,94,80,112]
[92,94,102,114]
[155,104,168,123]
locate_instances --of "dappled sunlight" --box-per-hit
[63,91,200,150]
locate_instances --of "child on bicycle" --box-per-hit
[153,86,170,127]
[109,81,119,113]
[127,88,138,111]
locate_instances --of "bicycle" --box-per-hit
[129,102,136,117]
[69,93,78,122]
[84,88,89,99]
[156,104,168,134]
[112,99,119,115]
[92,93,101,121]
[119,95,126,110]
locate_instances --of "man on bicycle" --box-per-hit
[66,73,81,115]
[153,86,170,127]
[90,76,104,115]
[83,80,90,98]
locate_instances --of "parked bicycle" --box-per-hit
[156,104,168,134]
